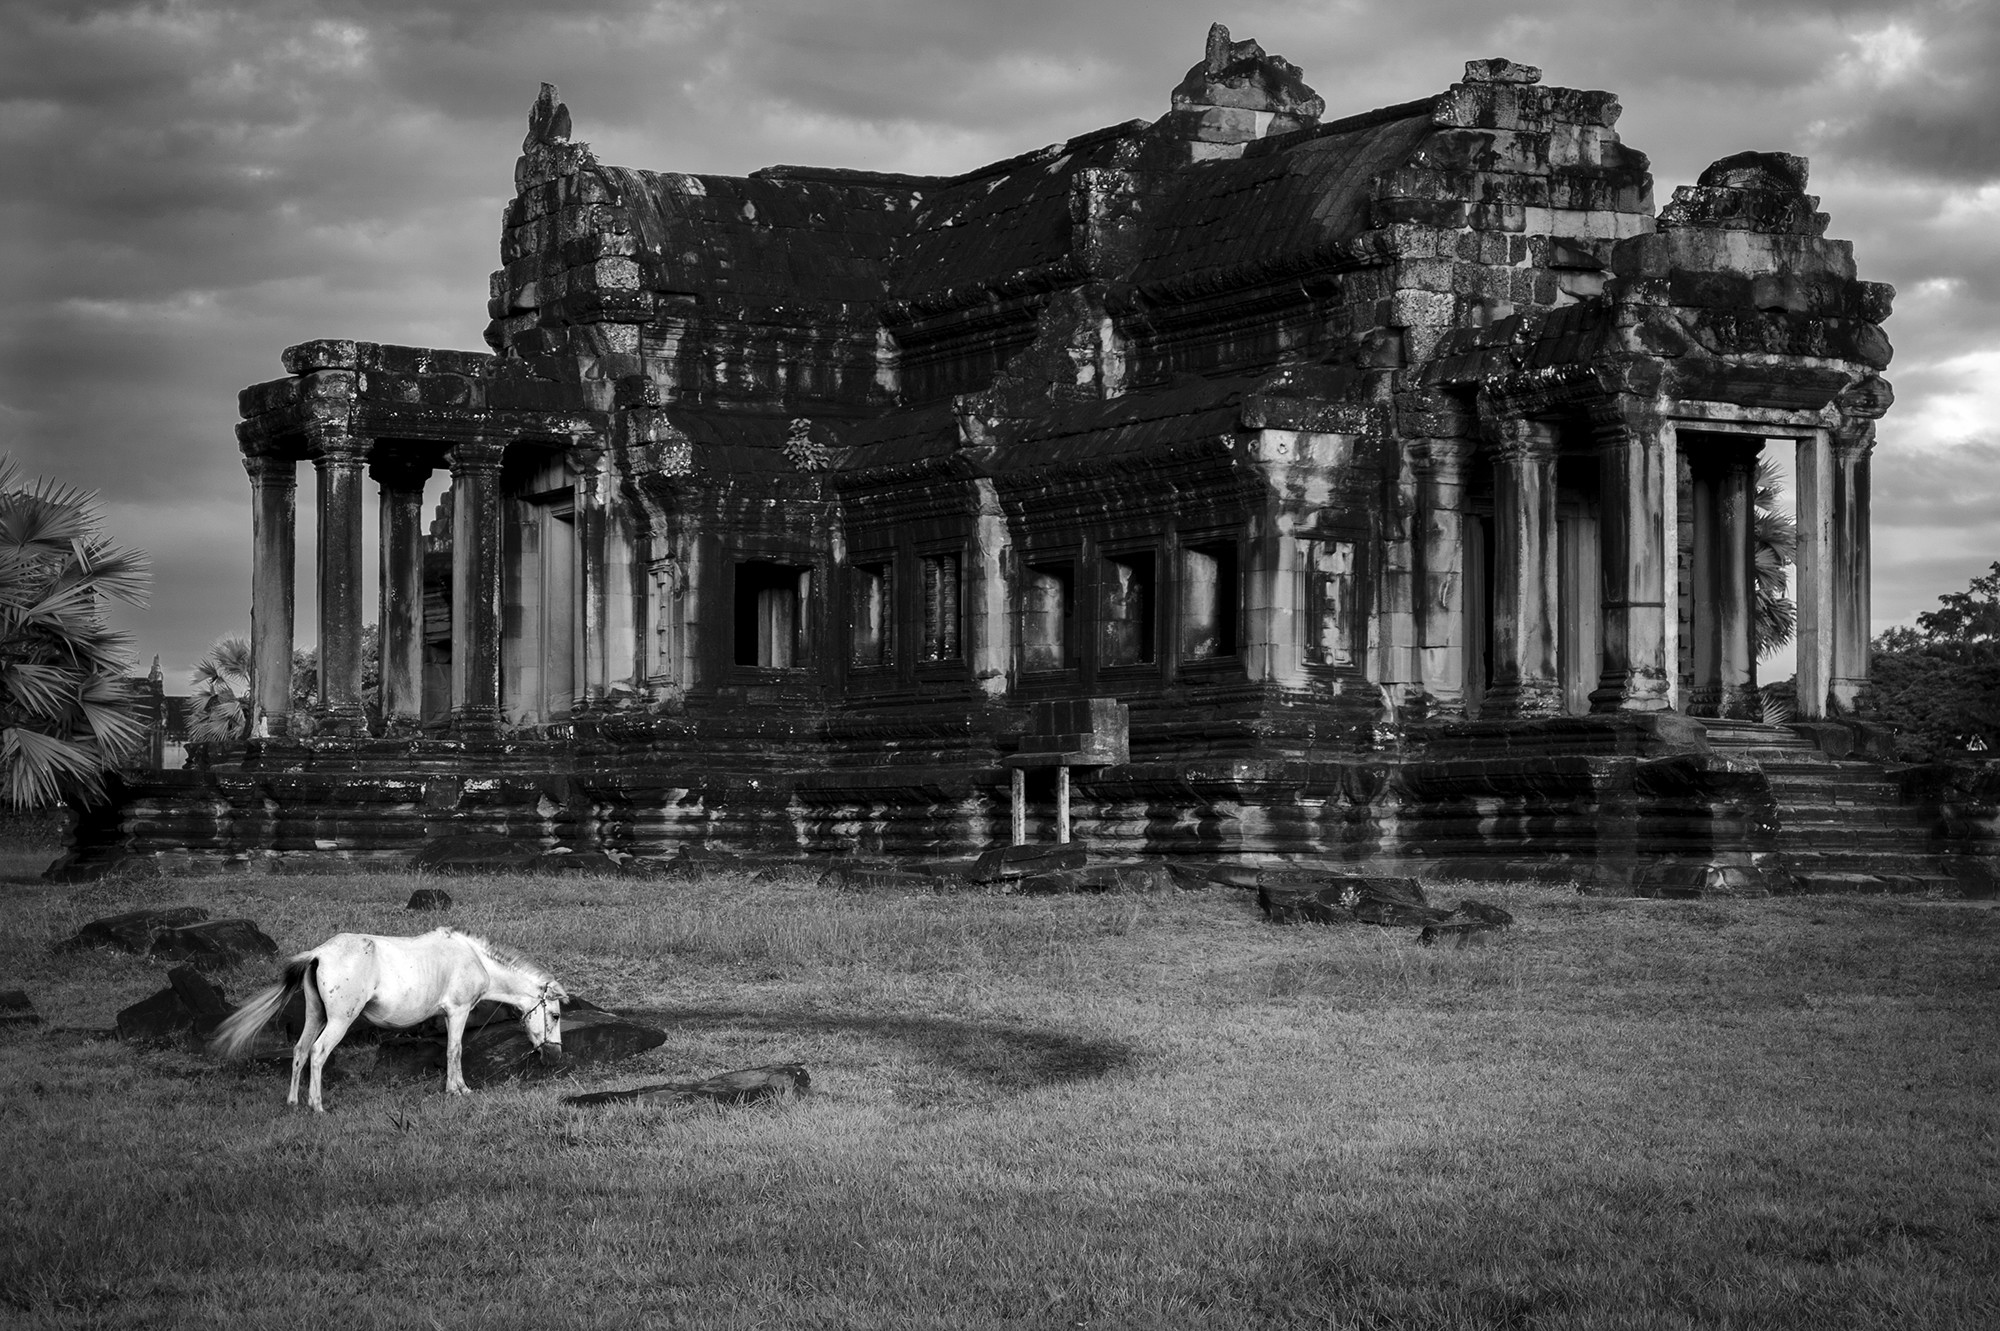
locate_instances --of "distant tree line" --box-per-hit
[1862,561,2000,759]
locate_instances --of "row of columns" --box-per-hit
[243,434,511,739]
[1407,397,1874,721]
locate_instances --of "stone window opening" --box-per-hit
[734,560,812,669]
[1101,550,1156,667]
[1022,562,1075,671]
[1299,538,1355,668]
[920,552,961,663]
[1179,539,1239,661]
[850,560,893,668]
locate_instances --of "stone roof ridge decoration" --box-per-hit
[1657,149,1829,237]
[1164,23,1323,153]
[524,83,572,151]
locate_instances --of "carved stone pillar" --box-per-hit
[1417,438,1477,718]
[372,454,432,734]
[449,439,507,735]
[573,444,608,710]
[310,428,369,735]
[243,452,297,739]
[1830,421,1876,714]
[1486,419,1561,718]
[1793,430,1835,719]
[1715,447,1758,719]
[1590,401,1673,712]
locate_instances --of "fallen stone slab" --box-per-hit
[968,842,1088,883]
[1258,875,1450,927]
[564,1063,811,1109]
[149,918,279,971]
[58,905,210,954]
[816,865,939,892]
[1018,863,1175,894]
[0,989,40,1027]
[406,888,453,911]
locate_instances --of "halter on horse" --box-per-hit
[213,927,569,1112]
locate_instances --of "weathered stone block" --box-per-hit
[149,919,279,971]
[60,906,210,955]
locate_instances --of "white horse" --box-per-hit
[213,927,569,1112]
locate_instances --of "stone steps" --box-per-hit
[1701,722,1960,895]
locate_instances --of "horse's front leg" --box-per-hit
[442,1005,473,1096]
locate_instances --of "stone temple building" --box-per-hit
[74,28,1991,893]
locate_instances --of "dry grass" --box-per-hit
[2,858,1997,1329]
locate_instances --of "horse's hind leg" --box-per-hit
[288,969,323,1107]
[305,952,373,1113]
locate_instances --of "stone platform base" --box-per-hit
[54,712,1868,896]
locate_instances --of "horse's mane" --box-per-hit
[452,929,553,982]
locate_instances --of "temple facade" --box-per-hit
[73,30,1980,894]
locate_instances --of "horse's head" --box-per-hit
[522,979,568,1058]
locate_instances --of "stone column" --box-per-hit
[968,478,1014,700]
[1485,419,1562,718]
[371,454,432,734]
[1590,401,1672,712]
[1829,420,1875,714]
[1417,438,1477,718]
[310,428,369,736]
[449,439,507,735]
[573,445,608,710]
[1374,441,1422,710]
[1715,447,1758,718]
[243,452,297,739]
[1793,430,1835,719]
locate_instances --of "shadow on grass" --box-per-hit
[623,1004,1133,1094]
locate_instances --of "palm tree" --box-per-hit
[1752,458,1797,659]
[0,458,150,807]
[187,635,254,744]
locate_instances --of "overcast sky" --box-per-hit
[4,0,1997,685]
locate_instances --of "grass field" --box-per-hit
[3,854,1997,1330]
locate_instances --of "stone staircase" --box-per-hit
[1699,720,1957,894]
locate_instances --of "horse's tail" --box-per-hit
[211,956,313,1059]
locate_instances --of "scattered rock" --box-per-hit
[459,1008,668,1087]
[58,905,210,954]
[1418,897,1517,948]
[148,919,279,971]
[117,967,234,1045]
[968,842,1088,883]
[0,989,41,1027]
[1018,863,1174,894]
[406,888,453,911]
[1258,875,1449,926]
[565,1063,811,1108]
[167,965,232,1036]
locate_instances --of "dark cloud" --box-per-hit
[1,0,1995,680]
